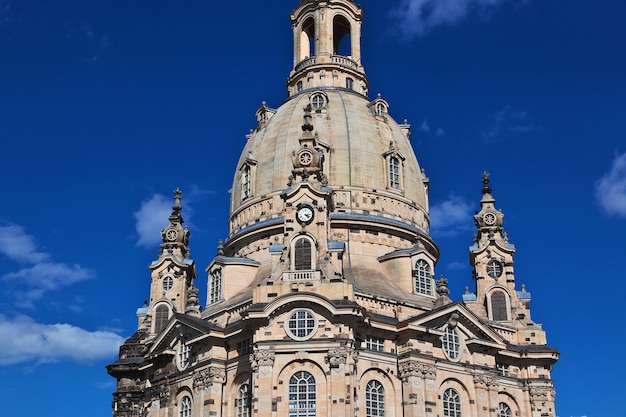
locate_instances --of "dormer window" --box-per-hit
[413,259,433,295]
[383,147,405,192]
[310,93,326,110]
[376,102,386,116]
[239,159,257,202]
[209,268,223,304]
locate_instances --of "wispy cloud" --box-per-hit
[0,2,11,27]
[0,223,95,308]
[390,0,525,39]
[134,193,172,248]
[430,194,474,237]
[0,315,124,366]
[418,119,446,138]
[480,106,537,143]
[134,186,213,248]
[594,151,626,217]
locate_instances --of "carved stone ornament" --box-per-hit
[326,348,348,368]
[250,349,276,371]
[530,387,549,402]
[398,361,437,383]
[193,366,226,391]
[473,373,499,391]
[151,384,171,401]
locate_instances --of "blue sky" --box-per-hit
[1,1,625,416]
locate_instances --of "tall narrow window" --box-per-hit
[154,304,169,332]
[209,268,223,304]
[297,81,303,93]
[366,380,384,417]
[389,157,400,189]
[289,371,316,417]
[442,327,460,360]
[442,388,461,417]
[180,396,192,417]
[414,259,432,295]
[498,402,512,417]
[176,343,191,371]
[242,165,251,199]
[346,78,353,90]
[491,290,508,321]
[237,384,251,417]
[294,238,312,270]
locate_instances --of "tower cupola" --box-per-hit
[287,0,368,96]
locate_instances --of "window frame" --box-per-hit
[286,309,317,341]
[442,326,461,361]
[365,335,385,352]
[209,268,223,304]
[365,380,385,417]
[236,384,251,417]
[413,259,433,295]
[179,395,192,417]
[288,371,316,417]
[442,388,461,417]
[154,304,169,333]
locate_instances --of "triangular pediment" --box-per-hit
[401,302,507,351]
[146,314,218,357]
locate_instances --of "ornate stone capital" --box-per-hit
[193,366,225,391]
[398,361,437,383]
[473,373,499,391]
[326,348,349,368]
[250,349,275,371]
[529,387,549,402]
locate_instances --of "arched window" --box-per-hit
[491,290,508,321]
[333,15,352,56]
[236,384,251,417]
[442,388,461,417]
[179,395,192,417]
[365,380,384,417]
[300,17,315,60]
[414,259,432,295]
[376,102,385,116]
[154,304,169,333]
[294,238,312,270]
[442,327,460,360]
[498,402,512,417]
[209,268,223,304]
[289,371,316,417]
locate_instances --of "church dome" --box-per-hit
[230,88,429,227]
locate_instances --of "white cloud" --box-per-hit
[134,193,172,248]
[0,224,49,263]
[430,194,474,237]
[480,106,536,143]
[390,0,524,39]
[595,151,626,217]
[447,261,467,270]
[0,315,124,366]
[0,223,95,307]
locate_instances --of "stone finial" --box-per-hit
[217,240,224,256]
[172,188,182,213]
[434,275,452,307]
[481,172,492,195]
[301,104,314,132]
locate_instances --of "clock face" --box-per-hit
[298,150,313,166]
[297,206,314,223]
[483,212,496,225]
[487,260,503,278]
[166,229,178,241]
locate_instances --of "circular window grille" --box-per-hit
[286,309,317,340]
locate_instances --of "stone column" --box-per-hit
[250,349,275,417]
[193,366,226,417]
[326,347,357,417]
[398,361,437,417]
[473,374,498,417]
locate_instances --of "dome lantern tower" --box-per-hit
[287,0,368,96]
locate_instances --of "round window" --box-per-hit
[286,309,317,340]
[487,260,503,278]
